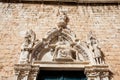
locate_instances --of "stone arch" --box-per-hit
[14,10,110,80]
[31,27,89,62]
[14,28,110,80]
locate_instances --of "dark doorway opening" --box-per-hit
[37,70,87,80]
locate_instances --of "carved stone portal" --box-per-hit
[14,10,110,80]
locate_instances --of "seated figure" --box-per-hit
[51,36,77,61]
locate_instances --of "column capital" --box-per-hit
[85,65,110,80]
[31,65,39,76]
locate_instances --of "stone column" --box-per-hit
[22,71,29,80]
[29,65,39,80]
[14,71,20,80]
[14,64,32,80]
[32,71,38,80]
[95,72,100,80]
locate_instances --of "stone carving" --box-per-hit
[49,35,77,61]
[31,10,90,62]
[15,10,110,80]
[73,39,88,61]
[85,65,110,80]
[19,29,36,64]
[87,31,104,64]
[57,9,69,29]
[14,64,39,80]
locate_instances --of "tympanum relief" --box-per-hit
[15,9,110,80]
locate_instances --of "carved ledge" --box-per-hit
[32,61,90,70]
[14,64,31,71]
[85,64,109,72]
[34,61,90,64]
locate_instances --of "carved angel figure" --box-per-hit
[19,29,36,64]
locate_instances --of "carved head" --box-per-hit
[90,37,97,45]
[88,31,97,45]
[24,31,30,39]
[58,36,64,42]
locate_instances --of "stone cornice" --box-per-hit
[1,0,120,3]
[21,0,120,3]
[85,64,109,72]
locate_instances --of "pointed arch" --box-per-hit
[31,27,89,62]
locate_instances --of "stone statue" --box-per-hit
[57,9,69,29]
[88,32,103,64]
[19,29,36,64]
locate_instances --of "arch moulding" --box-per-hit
[14,10,110,80]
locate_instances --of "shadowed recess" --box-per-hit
[37,70,87,80]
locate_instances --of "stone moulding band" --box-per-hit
[33,61,90,70]
[21,0,120,3]
[17,0,120,3]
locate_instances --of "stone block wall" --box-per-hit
[0,2,120,80]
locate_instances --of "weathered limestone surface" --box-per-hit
[0,2,120,80]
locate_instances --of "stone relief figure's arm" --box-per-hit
[28,43,33,51]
